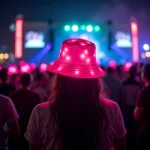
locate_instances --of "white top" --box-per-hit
[25,99,126,150]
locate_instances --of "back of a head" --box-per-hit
[129,66,137,77]
[107,67,114,74]
[10,74,17,82]
[11,74,17,79]
[36,72,44,81]
[116,65,123,73]
[0,68,8,82]
[50,75,105,150]
[140,63,144,69]
[20,73,31,88]
[143,64,150,80]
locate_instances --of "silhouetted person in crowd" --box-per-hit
[0,95,20,150]
[120,65,141,150]
[9,74,18,89]
[134,64,150,150]
[0,68,16,97]
[31,73,48,102]
[11,73,40,150]
[136,63,145,87]
[103,67,122,103]
[116,65,124,82]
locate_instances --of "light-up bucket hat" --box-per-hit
[47,38,105,78]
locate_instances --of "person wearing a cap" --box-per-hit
[134,64,150,150]
[25,39,126,150]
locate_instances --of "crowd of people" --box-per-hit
[0,38,150,150]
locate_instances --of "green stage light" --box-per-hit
[64,25,71,31]
[86,25,93,32]
[81,25,86,30]
[94,25,100,32]
[72,25,79,32]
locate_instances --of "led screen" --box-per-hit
[24,31,45,48]
[115,31,132,48]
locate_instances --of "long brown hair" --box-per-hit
[49,74,107,150]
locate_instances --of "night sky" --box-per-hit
[0,0,150,52]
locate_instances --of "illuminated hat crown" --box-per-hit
[48,38,105,78]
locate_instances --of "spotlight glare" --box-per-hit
[143,44,149,51]
[95,25,100,32]
[86,25,93,32]
[72,25,78,32]
[64,25,70,31]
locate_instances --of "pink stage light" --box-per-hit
[30,63,36,70]
[109,60,117,69]
[15,19,23,58]
[19,60,26,66]
[131,22,139,63]
[40,63,47,72]
[20,64,31,73]
[124,62,132,71]
[8,65,18,75]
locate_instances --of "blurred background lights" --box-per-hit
[19,60,26,66]
[131,23,137,31]
[80,34,88,40]
[0,54,4,59]
[145,52,150,57]
[141,53,146,59]
[64,25,71,31]
[8,65,18,75]
[20,64,31,73]
[0,53,9,59]
[109,60,117,69]
[64,24,100,32]
[30,63,36,70]
[86,25,93,32]
[9,24,15,32]
[81,25,86,30]
[72,25,79,32]
[124,62,132,71]
[4,53,9,59]
[143,44,150,51]
[94,25,100,32]
[40,63,47,72]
